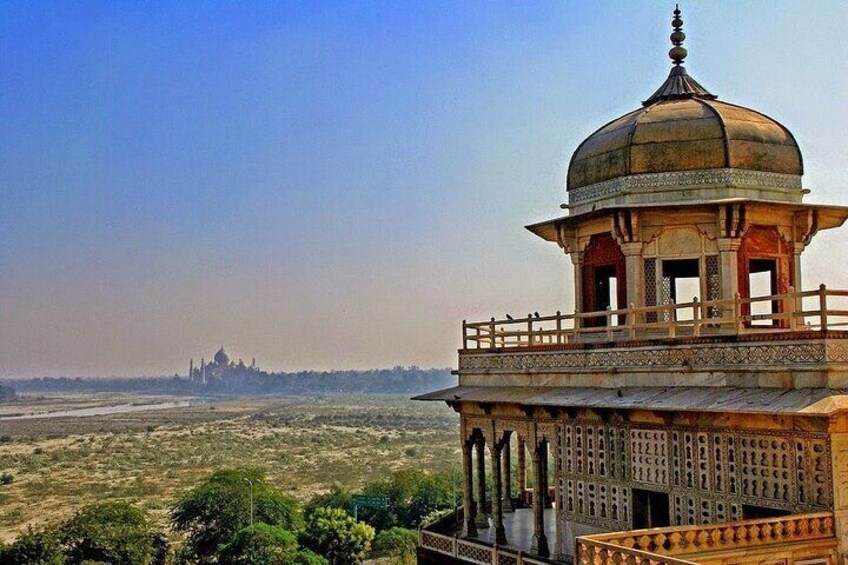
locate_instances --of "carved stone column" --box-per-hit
[474,435,489,529]
[541,442,552,509]
[570,252,584,314]
[620,242,643,326]
[461,437,477,538]
[517,436,527,507]
[717,237,741,302]
[490,439,507,545]
[502,432,514,512]
[531,440,549,557]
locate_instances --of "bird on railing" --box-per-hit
[505,314,514,320]
[534,312,541,319]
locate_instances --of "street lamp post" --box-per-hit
[243,478,254,526]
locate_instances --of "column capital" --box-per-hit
[569,250,583,266]
[717,237,742,252]
[792,241,807,255]
[619,241,643,256]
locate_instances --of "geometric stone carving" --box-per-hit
[568,168,802,206]
[458,338,842,372]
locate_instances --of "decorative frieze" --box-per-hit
[458,338,845,373]
[569,168,803,206]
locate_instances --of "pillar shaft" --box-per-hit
[462,439,477,538]
[531,441,549,557]
[571,253,584,313]
[490,442,507,545]
[717,238,741,301]
[621,242,643,317]
[503,433,514,512]
[517,436,527,507]
[474,437,489,528]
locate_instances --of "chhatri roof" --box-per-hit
[566,6,802,198]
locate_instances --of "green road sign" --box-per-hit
[351,495,388,509]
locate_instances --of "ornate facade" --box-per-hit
[417,7,848,565]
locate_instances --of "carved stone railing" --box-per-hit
[576,539,697,565]
[463,286,848,350]
[419,529,555,565]
[575,512,836,565]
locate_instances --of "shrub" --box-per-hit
[219,523,327,565]
[370,527,417,560]
[300,507,374,565]
[0,526,64,565]
[304,484,352,520]
[61,501,165,565]
[0,472,13,485]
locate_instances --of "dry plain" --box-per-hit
[0,392,458,543]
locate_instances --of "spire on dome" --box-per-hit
[669,4,686,66]
[643,5,716,106]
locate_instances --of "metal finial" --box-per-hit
[669,4,687,66]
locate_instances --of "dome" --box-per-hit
[214,347,231,365]
[567,96,802,191]
[566,7,803,212]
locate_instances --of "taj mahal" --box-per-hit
[188,347,261,385]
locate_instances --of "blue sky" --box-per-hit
[1,1,847,377]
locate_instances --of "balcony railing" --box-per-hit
[463,285,848,350]
[419,529,555,565]
[575,512,836,565]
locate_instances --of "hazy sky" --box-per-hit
[2,1,847,378]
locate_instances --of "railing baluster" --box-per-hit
[556,310,562,344]
[462,320,468,350]
[527,313,533,346]
[573,309,581,343]
[734,293,743,334]
[820,283,828,330]
[628,303,636,340]
[692,297,700,337]
[668,302,676,338]
[490,317,496,349]
[786,286,797,331]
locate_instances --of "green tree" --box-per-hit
[0,526,64,565]
[359,469,459,530]
[61,501,164,565]
[304,484,352,520]
[171,468,302,563]
[370,527,417,563]
[301,507,374,565]
[219,523,327,565]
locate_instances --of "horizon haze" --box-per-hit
[2,1,847,378]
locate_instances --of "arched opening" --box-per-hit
[581,233,627,326]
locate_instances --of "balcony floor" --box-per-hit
[469,507,557,555]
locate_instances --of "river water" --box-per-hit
[0,400,195,421]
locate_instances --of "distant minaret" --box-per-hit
[189,359,194,380]
[200,358,207,385]
[251,357,256,368]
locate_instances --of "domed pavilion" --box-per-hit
[417,7,848,565]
